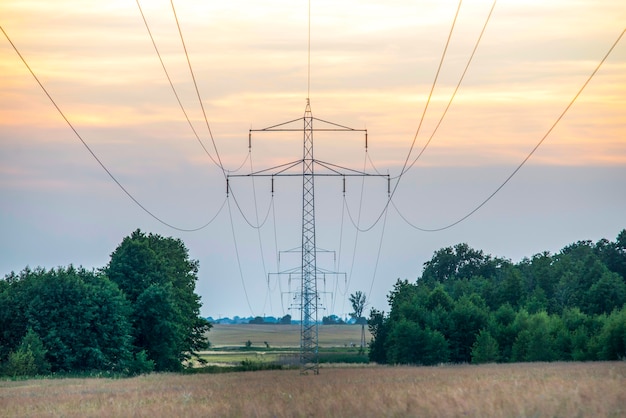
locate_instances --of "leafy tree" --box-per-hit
[4,348,35,377]
[0,266,133,373]
[449,294,488,363]
[369,230,626,366]
[385,318,449,365]
[322,315,344,325]
[349,291,367,324]
[512,311,558,362]
[421,243,499,285]
[489,303,517,362]
[18,328,50,375]
[367,308,388,364]
[597,308,626,360]
[584,271,626,315]
[350,291,367,352]
[471,330,499,364]
[106,229,211,371]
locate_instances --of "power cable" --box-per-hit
[337,0,465,234]
[249,151,272,315]
[135,0,217,168]
[363,0,495,182]
[368,196,389,299]
[228,185,274,229]
[393,26,626,232]
[342,151,369,314]
[271,193,285,316]
[137,0,250,174]
[402,0,497,176]
[331,187,348,313]
[397,0,463,180]
[1,24,224,232]
[170,0,226,174]
[226,196,255,316]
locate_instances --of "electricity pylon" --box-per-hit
[227,98,388,374]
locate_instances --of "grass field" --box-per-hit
[202,324,371,366]
[208,324,371,348]
[1,362,624,417]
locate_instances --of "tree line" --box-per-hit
[368,230,626,365]
[0,229,211,377]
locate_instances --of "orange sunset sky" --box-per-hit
[1,0,625,317]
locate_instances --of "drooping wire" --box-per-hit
[402,0,497,176]
[137,0,249,174]
[170,0,225,174]
[342,150,369,315]
[336,0,465,234]
[226,195,255,316]
[363,0,496,182]
[225,151,251,175]
[0,24,224,232]
[396,0,464,180]
[331,184,348,313]
[135,0,216,168]
[393,26,626,232]
[228,185,274,229]
[367,195,389,299]
[271,185,286,316]
[248,151,272,315]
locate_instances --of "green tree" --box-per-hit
[350,291,368,352]
[489,303,517,362]
[512,311,557,362]
[597,308,626,360]
[449,294,489,363]
[584,271,626,315]
[106,229,211,371]
[18,328,50,375]
[471,330,499,364]
[367,308,388,364]
[4,348,35,377]
[349,291,367,324]
[421,243,499,285]
[385,318,449,365]
[0,266,133,373]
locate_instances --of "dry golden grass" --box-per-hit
[1,362,625,417]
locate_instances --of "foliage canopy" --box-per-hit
[0,229,211,376]
[369,230,626,365]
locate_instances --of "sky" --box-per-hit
[1,0,625,320]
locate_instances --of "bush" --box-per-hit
[4,349,36,377]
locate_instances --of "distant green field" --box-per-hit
[202,324,371,366]
[208,324,371,348]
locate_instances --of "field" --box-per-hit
[201,324,371,366]
[1,362,625,417]
[208,324,371,348]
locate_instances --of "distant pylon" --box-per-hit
[227,98,388,374]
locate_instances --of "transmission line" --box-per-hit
[1,24,224,232]
[249,151,272,315]
[338,0,465,234]
[228,184,274,229]
[397,0,463,180]
[402,0,497,176]
[393,26,625,232]
[226,196,256,316]
[170,0,226,174]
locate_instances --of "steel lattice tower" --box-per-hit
[299,99,318,373]
[227,99,388,374]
